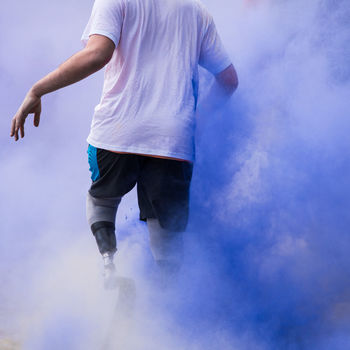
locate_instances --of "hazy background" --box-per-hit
[1,0,350,349]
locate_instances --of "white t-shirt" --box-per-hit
[82,0,231,162]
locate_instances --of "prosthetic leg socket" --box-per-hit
[91,221,117,256]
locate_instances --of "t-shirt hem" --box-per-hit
[212,59,232,75]
[81,30,119,47]
[86,138,195,163]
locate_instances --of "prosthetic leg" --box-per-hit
[86,192,121,289]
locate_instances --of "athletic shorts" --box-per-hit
[87,145,193,232]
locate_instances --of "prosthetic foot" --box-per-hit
[92,221,118,290]
[102,252,118,290]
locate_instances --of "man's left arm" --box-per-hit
[10,34,115,141]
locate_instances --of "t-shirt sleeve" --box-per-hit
[81,0,124,48]
[199,16,232,75]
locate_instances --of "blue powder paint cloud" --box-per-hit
[1,0,350,349]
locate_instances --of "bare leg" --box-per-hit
[147,218,184,279]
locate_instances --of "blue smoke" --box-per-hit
[182,0,350,348]
[1,0,350,349]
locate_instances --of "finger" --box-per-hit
[20,124,25,138]
[10,118,16,137]
[17,111,28,140]
[14,121,19,141]
[14,116,23,141]
[34,107,41,127]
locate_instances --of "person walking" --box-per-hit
[10,0,238,289]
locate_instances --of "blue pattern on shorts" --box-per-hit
[87,145,100,181]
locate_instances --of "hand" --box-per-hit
[10,90,42,141]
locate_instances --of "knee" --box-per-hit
[86,192,121,227]
[86,192,121,209]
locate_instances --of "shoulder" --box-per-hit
[173,0,210,16]
[93,0,126,11]
[191,0,212,18]
[189,0,213,30]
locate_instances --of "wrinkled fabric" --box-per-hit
[82,0,231,161]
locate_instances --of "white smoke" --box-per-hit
[1,0,350,349]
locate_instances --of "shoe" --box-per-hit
[102,252,118,290]
[156,260,181,290]
[103,263,118,290]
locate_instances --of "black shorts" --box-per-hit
[87,145,193,232]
